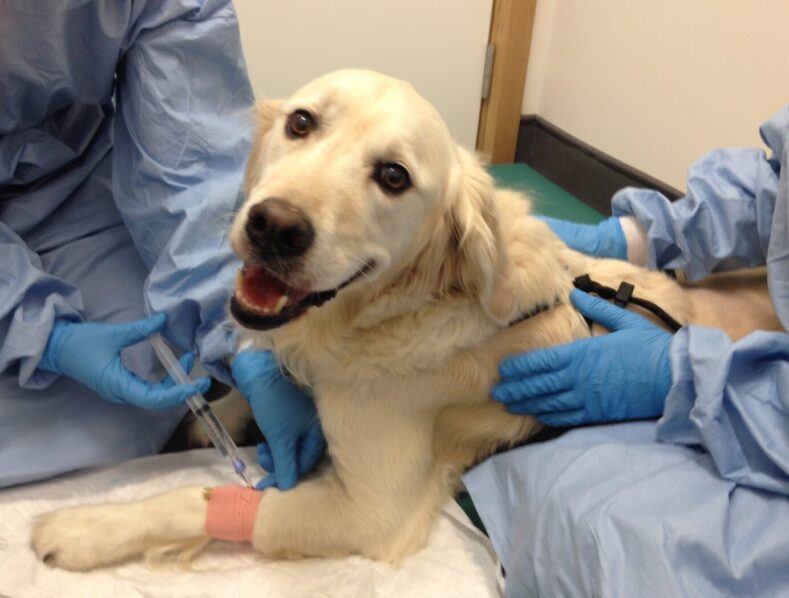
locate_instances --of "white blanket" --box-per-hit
[0,448,503,598]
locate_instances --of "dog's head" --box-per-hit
[230,69,517,331]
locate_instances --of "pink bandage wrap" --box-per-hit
[205,486,262,543]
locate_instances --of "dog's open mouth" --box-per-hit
[231,262,375,330]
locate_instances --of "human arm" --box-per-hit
[0,223,207,408]
[657,327,789,495]
[231,349,326,490]
[111,0,255,383]
[544,145,778,274]
[493,290,672,426]
[38,314,210,409]
[494,290,789,495]
[0,223,84,389]
[540,216,629,260]
[545,108,788,281]
[612,109,787,280]
[0,3,225,408]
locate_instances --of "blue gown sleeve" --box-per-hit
[112,0,255,383]
[658,327,789,495]
[0,224,83,389]
[613,107,789,495]
[611,107,786,282]
[0,1,122,389]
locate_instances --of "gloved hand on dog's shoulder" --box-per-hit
[232,348,326,491]
[492,289,673,426]
[541,215,628,260]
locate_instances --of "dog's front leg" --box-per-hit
[31,486,208,571]
[249,465,440,562]
[250,382,443,562]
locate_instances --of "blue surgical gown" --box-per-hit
[465,106,789,596]
[0,0,254,487]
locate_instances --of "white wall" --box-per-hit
[233,0,492,149]
[523,0,789,190]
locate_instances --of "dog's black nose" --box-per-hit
[245,198,315,258]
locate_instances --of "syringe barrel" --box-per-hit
[149,334,194,386]
[149,333,251,485]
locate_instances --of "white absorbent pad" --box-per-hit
[0,448,503,598]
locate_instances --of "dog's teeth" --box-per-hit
[235,279,288,318]
[274,295,289,314]
[238,292,253,310]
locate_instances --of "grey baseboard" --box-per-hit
[516,115,682,215]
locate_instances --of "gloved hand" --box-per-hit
[541,216,628,260]
[231,349,326,491]
[493,289,672,426]
[38,313,210,409]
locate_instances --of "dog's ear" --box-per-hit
[446,149,518,324]
[244,99,283,195]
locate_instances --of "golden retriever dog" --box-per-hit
[31,70,780,571]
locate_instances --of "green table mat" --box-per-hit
[488,163,604,223]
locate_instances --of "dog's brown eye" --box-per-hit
[374,163,412,195]
[286,110,315,138]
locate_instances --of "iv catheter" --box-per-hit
[149,333,253,488]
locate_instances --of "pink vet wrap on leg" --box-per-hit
[205,486,262,543]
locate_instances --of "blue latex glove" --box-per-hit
[542,216,628,260]
[38,313,210,409]
[493,289,672,426]
[231,349,326,491]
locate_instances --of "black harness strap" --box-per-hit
[573,274,682,332]
[507,297,563,328]
[504,275,683,332]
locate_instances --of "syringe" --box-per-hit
[149,333,253,488]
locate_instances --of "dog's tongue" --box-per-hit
[238,264,311,312]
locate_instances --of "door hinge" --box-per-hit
[481,43,495,100]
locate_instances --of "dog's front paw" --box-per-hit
[187,389,252,448]
[31,505,139,571]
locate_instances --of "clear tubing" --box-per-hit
[150,334,253,488]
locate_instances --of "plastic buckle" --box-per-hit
[573,274,593,292]
[614,281,634,307]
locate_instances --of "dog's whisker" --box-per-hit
[336,247,376,284]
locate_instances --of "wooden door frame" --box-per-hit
[476,0,538,163]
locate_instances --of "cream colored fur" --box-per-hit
[31,70,779,571]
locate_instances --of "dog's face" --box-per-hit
[230,69,515,330]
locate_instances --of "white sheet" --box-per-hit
[0,448,503,598]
